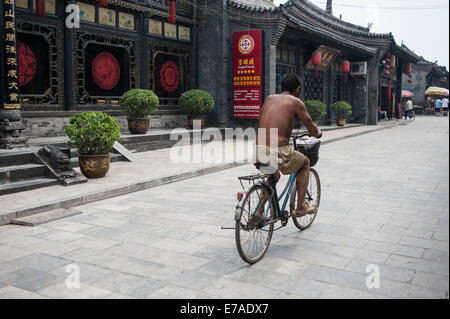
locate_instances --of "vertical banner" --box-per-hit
[233,30,262,119]
[2,0,21,110]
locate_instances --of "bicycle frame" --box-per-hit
[266,173,297,219]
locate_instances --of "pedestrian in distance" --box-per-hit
[441,97,449,116]
[435,98,442,116]
[404,98,414,120]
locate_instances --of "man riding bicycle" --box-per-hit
[255,74,322,219]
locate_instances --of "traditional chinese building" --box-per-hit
[1,0,197,146]
[402,55,449,107]
[1,0,421,149]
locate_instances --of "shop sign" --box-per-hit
[233,30,262,119]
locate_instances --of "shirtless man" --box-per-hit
[255,74,322,217]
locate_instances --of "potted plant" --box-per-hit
[66,112,121,178]
[179,89,215,128]
[305,100,327,125]
[120,89,159,134]
[332,101,352,126]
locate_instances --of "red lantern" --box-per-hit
[168,0,176,24]
[390,55,396,69]
[99,0,108,7]
[404,62,413,76]
[311,51,321,79]
[384,70,390,76]
[341,60,350,83]
[35,0,46,17]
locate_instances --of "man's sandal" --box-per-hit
[292,204,318,218]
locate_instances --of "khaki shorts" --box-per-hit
[255,144,306,175]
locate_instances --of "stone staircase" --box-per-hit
[0,150,58,196]
[0,146,127,196]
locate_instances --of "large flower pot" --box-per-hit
[128,118,150,134]
[336,119,346,127]
[188,116,206,129]
[79,154,111,179]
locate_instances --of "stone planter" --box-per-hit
[336,119,346,127]
[79,154,111,179]
[188,116,206,129]
[128,118,150,134]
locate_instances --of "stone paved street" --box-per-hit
[0,117,448,299]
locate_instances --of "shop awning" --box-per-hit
[425,87,449,96]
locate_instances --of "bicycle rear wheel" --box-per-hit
[235,184,275,264]
[290,168,321,230]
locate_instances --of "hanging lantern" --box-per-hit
[99,0,108,7]
[168,0,176,24]
[311,51,321,79]
[341,60,350,83]
[35,0,46,17]
[390,55,396,69]
[383,70,390,76]
[404,62,413,76]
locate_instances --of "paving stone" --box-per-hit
[411,272,449,292]
[98,256,163,277]
[12,253,72,272]
[37,282,115,299]
[49,263,113,285]
[104,242,165,261]
[150,251,211,271]
[203,278,281,299]
[35,230,86,244]
[386,255,449,276]
[364,240,424,258]
[0,244,34,262]
[345,259,415,283]
[60,248,118,266]
[92,273,164,298]
[0,268,59,292]
[69,236,120,250]
[422,249,449,263]
[147,284,214,299]
[146,266,218,292]
[11,209,82,227]
[399,236,449,252]
[0,286,49,299]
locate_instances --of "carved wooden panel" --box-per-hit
[16,15,64,111]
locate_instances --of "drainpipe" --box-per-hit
[193,0,198,88]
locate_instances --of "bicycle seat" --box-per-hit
[254,162,277,175]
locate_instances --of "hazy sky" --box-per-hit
[274,0,449,69]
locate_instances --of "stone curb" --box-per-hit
[1,121,405,225]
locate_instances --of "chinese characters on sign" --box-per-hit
[233,30,263,119]
[3,0,21,109]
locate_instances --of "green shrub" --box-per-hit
[332,101,352,118]
[66,112,121,155]
[305,100,327,121]
[179,89,215,116]
[120,89,159,118]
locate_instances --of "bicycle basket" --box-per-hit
[295,137,321,167]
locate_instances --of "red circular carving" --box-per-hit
[18,41,37,86]
[160,61,180,93]
[92,52,120,90]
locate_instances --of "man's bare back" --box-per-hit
[257,93,320,146]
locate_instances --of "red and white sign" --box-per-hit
[233,30,263,119]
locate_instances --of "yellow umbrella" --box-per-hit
[425,87,449,96]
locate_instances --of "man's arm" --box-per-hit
[296,100,322,138]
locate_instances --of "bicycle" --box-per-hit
[233,133,321,264]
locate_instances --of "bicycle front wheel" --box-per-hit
[235,184,275,264]
[290,168,321,231]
